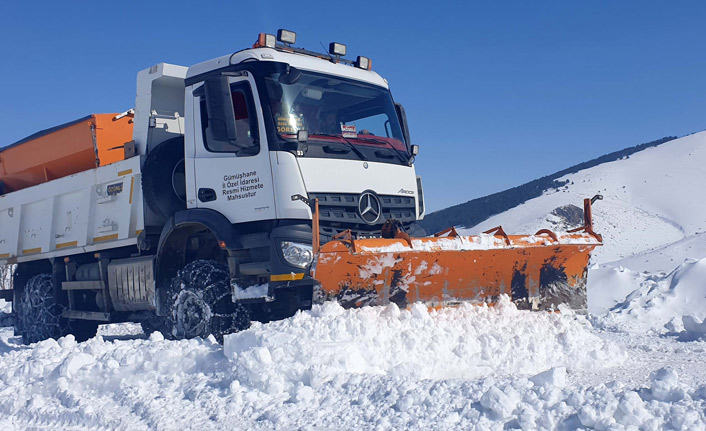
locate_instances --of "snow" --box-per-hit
[594,257,706,334]
[223,298,624,384]
[2,132,706,428]
[0,299,705,429]
[0,299,11,328]
[357,231,598,254]
[232,283,269,300]
[681,315,706,341]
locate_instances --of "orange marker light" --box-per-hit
[253,33,276,49]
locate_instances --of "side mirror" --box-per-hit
[295,130,309,156]
[204,77,237,143]
[297,130,309,143]
[394,102,412,148]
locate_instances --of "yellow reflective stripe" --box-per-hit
[129,176,135,204]
[22,247,42,255]
[56,241,78,249]
[117,169,133,177]
[0,253,10,259]
[93,233,119,243]
[270,273,305,282]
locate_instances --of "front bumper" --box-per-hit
[230,222,314,309]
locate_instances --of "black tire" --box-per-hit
[71,321,100,342]
[166,260,250,343]
[140,313,172,338]
[142,137,186,223]
[15,273,69,344]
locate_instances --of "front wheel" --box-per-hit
[166,260,250,343]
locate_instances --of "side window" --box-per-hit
[200,81,259,155]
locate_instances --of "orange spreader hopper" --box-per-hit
[0,114,132,193]
[313,197,602,312]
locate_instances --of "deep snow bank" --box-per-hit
[224,298,624,393]
[587,233,706,315]
[0,332,229,430]
[1,300,706,429]
[594,257,706,336]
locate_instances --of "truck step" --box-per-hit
[62,281,105,291]
[239,262,269,276]
[62,310,112,321]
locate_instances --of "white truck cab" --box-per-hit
[182,44,422,231]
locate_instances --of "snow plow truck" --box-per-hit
[0,31,602,344]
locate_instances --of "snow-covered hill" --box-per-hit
[466,131,706,265]
[462,131,706,313]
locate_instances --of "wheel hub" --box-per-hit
[172,289,212,338]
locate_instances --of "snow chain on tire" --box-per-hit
[15,273,69,344]
[166,260,250,343]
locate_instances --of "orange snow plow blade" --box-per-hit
[312,197,602,312]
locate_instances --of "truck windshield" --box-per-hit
[262,69,409,161]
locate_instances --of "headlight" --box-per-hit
[280,241,313,268]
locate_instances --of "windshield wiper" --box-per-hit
[354,136,411,165]
[308,134,368,161]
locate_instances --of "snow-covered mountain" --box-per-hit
[462,130,706,315]
[465,130,706,265]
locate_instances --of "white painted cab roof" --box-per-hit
[186,47,388,88]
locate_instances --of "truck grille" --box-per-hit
[309,192,416,240]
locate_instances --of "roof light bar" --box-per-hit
[277,29,296,45]
[254,33,276,49]
[355,56,372,70]
[329,42,347,57]
[253,31,364,67]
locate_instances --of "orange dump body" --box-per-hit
[313,231,600,311]
[0,114,132,193]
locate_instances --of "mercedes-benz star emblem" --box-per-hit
[358,192,382,225]
[363,162,369,169]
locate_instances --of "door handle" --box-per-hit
[198,188,217,202]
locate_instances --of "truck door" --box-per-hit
[190,74,275,223]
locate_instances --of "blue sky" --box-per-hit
[1,1,704,211]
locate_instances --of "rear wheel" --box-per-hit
[166,260,250,342]
[15,273,69,344]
